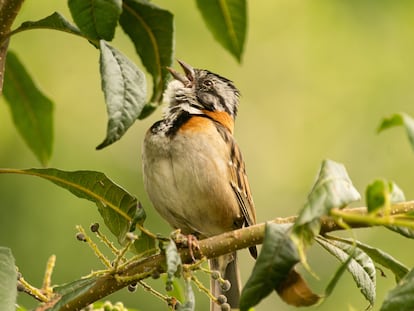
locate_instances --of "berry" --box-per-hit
[16,282,25,292]
[166,283,173,291]
[217,294,227,304]
[90,223,100,232]
[151,270,160,279]
[127,282,137,292]
[220,280,231,292]
[76,232,86,242]
[211,270,221,280]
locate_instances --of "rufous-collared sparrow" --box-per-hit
[142,60,257,311]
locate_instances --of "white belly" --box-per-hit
[142,128,240,237]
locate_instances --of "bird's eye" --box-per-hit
[203,79,213,87]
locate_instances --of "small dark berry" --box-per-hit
[76,232,86,242]
[220,302,231,311]
[165,283,173,291]
[217,294,227,304]
[127,282,137,292]
[151,270,160,279]
[16,282,25,292]
[211,270,221,280]
[220,280,231,292]
[90,223,100,232]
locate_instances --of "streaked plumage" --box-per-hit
[142,61,256,310]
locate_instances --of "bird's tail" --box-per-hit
[209,252,241,311]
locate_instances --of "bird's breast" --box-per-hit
[142,118,241,237]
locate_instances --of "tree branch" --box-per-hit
[53,200,414,311]
[0,0,24,92]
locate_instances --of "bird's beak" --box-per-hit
[167,60,195,87]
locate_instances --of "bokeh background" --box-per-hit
[1,1,414,310]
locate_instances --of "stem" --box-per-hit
[331,208,414,230]
[42,255,56,295]
[138,280,170,301]
[0,0,24,92]
[0,0,23,36]
[191,275,216,302]
[76,225,112,269]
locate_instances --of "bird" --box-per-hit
[142,60,257,311]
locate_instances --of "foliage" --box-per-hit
[1,1,414,311]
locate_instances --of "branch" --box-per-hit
[54,201,414,311]
[0,0,24,92]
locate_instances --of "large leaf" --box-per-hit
[240,223,319,310]
[96,41,147,149]
[329,236,408,283]
[0,247,17,311]
[0,168,139,244]
[316,236,376,306]
[11,12,82,37]
[196,0,247,62]
[120,0,174,107]
[3,51,54,166]
[49,276,98,311]
[68,0,122,41]
[380,268,414,311]
[291,160,360,253]
[378,112,414,151]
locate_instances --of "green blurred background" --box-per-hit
[1,1,414,310]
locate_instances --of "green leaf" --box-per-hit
[11,12,82,37]
[0,168,139,244]
[0,247,17,311]
[316,236,376,306]
[196,0,247,62]
[96,41,147,149]
[366,179,390,213]
[324,246,355,297]
[120,0,174,106]
[49,276,98,311]
[165,239,182,292]
[68,0,122,41]
[380,268,414,311]
[369,181,414,239]
[161,276,185,304]
[291,160,360,258]
[133,231,156,255]
[177,278,195,311]
[366,179,405,214]
[378,112,414,150]
[386,225,414,239]
[328,236,408,283]
[240,223,299,311]
[3,51,54,166]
